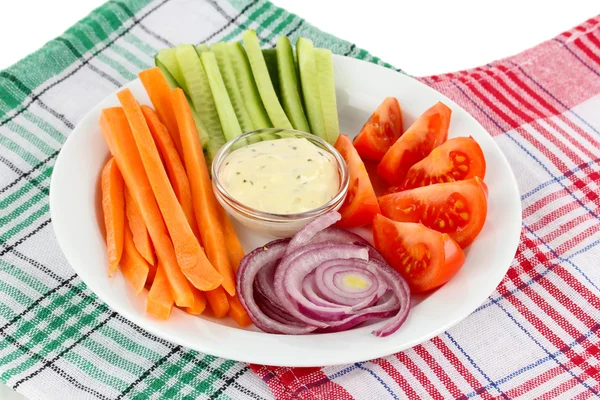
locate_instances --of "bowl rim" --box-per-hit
[211,128,350,223]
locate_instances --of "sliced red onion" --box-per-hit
[284,212,341,256]
[311,227,370,246]
[236,211,411,337]
[236,239,316,334]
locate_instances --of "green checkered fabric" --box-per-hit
[0,0,395,398]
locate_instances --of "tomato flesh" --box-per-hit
[353,97,404,161]
[377,102,451,185]
[334,134,380,227]
[402,136,486,189]
[378,178,487,248]
[372,214,465,293]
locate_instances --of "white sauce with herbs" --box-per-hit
[219,138,339,214]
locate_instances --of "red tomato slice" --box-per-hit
[334,134,380,227]
[378,178,487,248]
[402,136,486,190]
[353,97,403,161]
[372,214,465,293]
[377,102,451,185]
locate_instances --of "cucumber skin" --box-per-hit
[196,44,210,56]
[155,57,179,89]
[242,30,292,129]
[296,37,327,140]
[262,49,281,102]
[200,51,243,142]
[276,36,310,133]
[175,44,226,158]
[211,43,255,133]
[228,42,272,129]
[315,48,340,144]
[156,48,185,88]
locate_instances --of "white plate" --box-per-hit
[50,55,521,367]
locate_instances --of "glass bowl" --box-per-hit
[211,128,349,238]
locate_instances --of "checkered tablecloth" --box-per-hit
[1,0,599,398]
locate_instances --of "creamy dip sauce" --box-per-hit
[219,138,339,214]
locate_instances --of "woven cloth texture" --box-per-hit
[1,0,599,398]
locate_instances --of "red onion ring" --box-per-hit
[236,212,411,337]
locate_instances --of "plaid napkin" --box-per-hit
[1,0,599,398]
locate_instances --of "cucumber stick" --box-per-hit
[262,49,281,101]
[195,44,209,57]
[155,57,179,89]
[211,43,254,133]
[200,51,243,142]
[296,37,327,140]
[155,55,210,149]
[175,44,225,162]
[228,42,271,129]
[314,48,339,144]
[276,36,310,133]
[242,30,292,129]
[156,48,185,88]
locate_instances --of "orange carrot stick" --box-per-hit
[146,262,174,320]
[117,89,222,292]
[219,207,245,272]
[205,286,230,318]
[124,187,155,266]
[101,158,125,277]
[227,294,252,327]
[100,107,193,307]
[185,286,208,315]
[171,88,236,296]
[120,223,150,295]
[139,67,183,157]
[140,105,198,238]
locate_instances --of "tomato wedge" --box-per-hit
[402,136,486,190]
[334,134,380,227]
[378,178,487,248]
[377,102,451,185]
[372,214,465,293]
[353,97,403,161]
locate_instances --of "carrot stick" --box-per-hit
[120,223,150,295]
[140,105,198,238]
[101,158,125,277]
[100,107,194,307]
[139,67,183,157]
[124,187,156,266]
[227,294,252,327]
[146,262,174,320]
[205,286,230,318]
[117,89,222,292]
[219,206,245,272]
[146,263,157,289]
[185,286,207,315]
[171,88,237,296]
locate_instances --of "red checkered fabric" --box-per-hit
[250,16,600,400]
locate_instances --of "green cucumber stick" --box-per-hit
[228,42,272,129]
[200,51,243,142]
[242,30,292,129]
[276,36,310,132]
[296,37,326,140]
[211,43,254,133]
[315,48,339,144]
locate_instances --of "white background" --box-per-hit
[1,1,599,399]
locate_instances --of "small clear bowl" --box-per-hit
[212,128,349,238]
